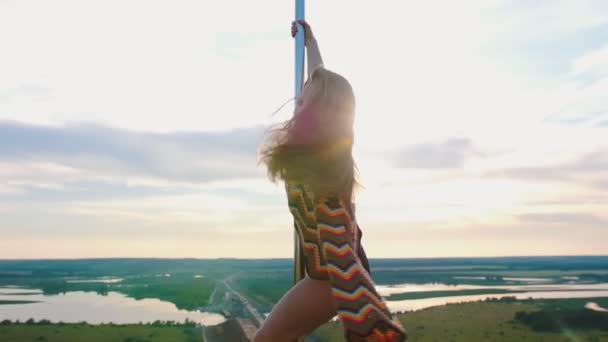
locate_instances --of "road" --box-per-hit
[221,273,265,328]
[208,286,217,305]
[222,279,265,327]
[201,325,208,342]
[200,273,265,341]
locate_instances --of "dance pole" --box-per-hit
[294,0,306,341]
[295,0,306,96]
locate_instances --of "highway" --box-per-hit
[222,279,265,327]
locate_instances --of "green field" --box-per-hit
[118,274,216,311]
[2,299,606,341]
[386,288,515,300]
[443,269,608,277]
[0,258,290,311]
[0,323,200,342]
[312,298,608,341]
[3,274,216,311]
[2,257,607,312]
[0,300,39,305]
[1,257,607,341]
[231,271,292,309]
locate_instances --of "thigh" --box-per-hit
[254,276,337,342]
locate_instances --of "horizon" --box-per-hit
[2,254,608,262]
[1,0,607,258]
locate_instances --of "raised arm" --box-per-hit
[292,20,324,78]
[304,27,324,77]
[314,194,407,341]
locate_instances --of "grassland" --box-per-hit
[386,288,518,300]
[118,274,216,311]
[2,257,607,309]
[534,297,608,311]
[312,298,608,341]
[203,318,250,342]
[1,256,607,341]
[2,273,216,311]
[0,323,200,342]
[230,271,292,311]
[0,300,39,305]
[0,258,289,311]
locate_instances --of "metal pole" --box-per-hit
[295,0,306,96]
[294,1,306,341]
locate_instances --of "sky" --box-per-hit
[1,0,607,259]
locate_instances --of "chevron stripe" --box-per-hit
[316,202,350,217]
[340,306,381,333]
[286,183,406,340]
[301,241,326,273]
[339,305,399,335]
[320,226,350,237]
[289,184,315,207]
[323,245,356,266]
[290,206,319,237]
[289,203,314,225]
[325,261,363,280]
[292,219,327,275]
[328,275,381,297]
[332,286,385,308]
[347,319,406,341]
[289,189,315,219]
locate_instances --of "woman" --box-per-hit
[256,20,407,342]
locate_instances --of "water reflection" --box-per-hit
[585,302,608,312]
[376,283,492,296]
[378,282,608,312]
[65,278,123,284]
[387,290,608,312]
[0,288,224,326]
[0,288,42,295]
[377,282,608,297]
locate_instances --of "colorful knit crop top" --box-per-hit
[286,182,407,341]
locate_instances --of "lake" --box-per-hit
[0,287,225,326]
[4,283,608,322]
[258,282,608,318]
[377,282,608,312]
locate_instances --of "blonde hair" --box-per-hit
[259,67,360,203]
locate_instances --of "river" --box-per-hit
[376,282,608,312]
[0,287,225,326]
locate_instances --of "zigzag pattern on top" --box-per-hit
[285,182,407,341]
[287,184,327,278]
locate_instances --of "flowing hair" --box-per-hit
[259,67,360,204]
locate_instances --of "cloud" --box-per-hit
[393,138,477,169]
[545,112,608,126]
[516,212,608,227]
[0,121,266,184]
[0,83,53,104]
[486,147,608,184]
[570,148,608,172]
[358,217,608,258]
[0,0,294,132]
[497,0,608,31]
[572,44,608,77]
[487,166,571,182]
[545,78,608,126]
[593,179,608,190]
[2,1,608,258]
[543,43,608,127]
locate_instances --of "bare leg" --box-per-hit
[253,275,338,342]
